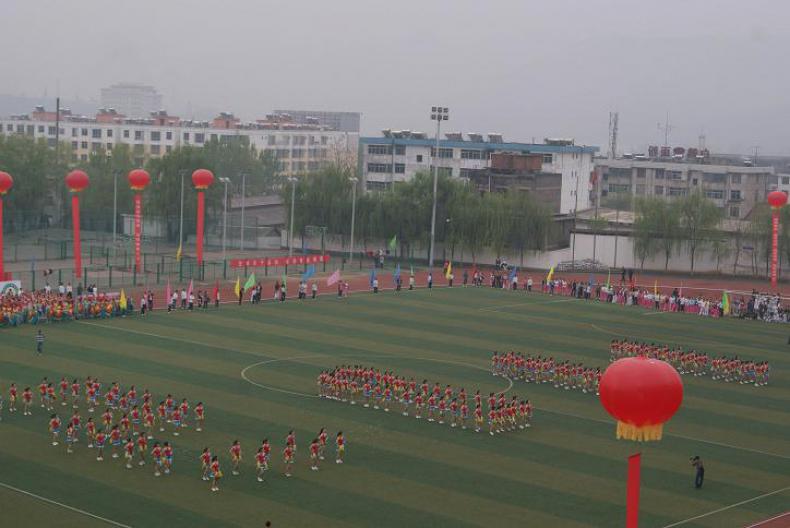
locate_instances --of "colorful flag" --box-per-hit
[369,268,377,288]
[165,280,171,305]
[388,235,397,251]
[508,266,518,282]
[393,263,401,285]
[722,291,730,315]
[213,281,219,301]
[606,268,611,288]
[233,276,241,298]
[302,265,315,281]
[653,279,658,296]
[410,265,414,276]
[176,243,182,261]
[244,272,257,290]
[445,262,453,279]
[679,281,683,298]
[327,269,340,286]
[187,279,193,299]
[119,289,127,311]
[281,273,287,292]
[546,266,554,282]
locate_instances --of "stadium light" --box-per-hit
[219,177,231,262]
[429,106,449,270]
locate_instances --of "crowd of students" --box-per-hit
[317,366,533,435]
[609,339,771,386]
[490,352,602,396]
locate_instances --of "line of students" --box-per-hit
[491,352,603,395]
[317,366,533,435]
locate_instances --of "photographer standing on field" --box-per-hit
[691,456,704,488]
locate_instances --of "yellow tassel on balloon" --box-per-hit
[616,421,664,442]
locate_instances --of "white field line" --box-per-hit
[744,511,790,528]
[660,486,790,528]
[0,481,133,528]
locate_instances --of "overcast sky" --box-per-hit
[2,0,788,154]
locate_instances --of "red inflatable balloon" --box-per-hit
[599,357,683,441]
[191,168,214,190]
[65,170,89,192]
[128,169,151,191]
[0,171,12,195]
[767,190,787,210]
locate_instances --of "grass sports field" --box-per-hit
[0,285,788,528]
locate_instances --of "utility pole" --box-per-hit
[288,176,297,256]
[572,169,580,269]
[429,106,448,270]
[112,170,118,261]
[349,177,358,265]
[219,177,230,261]
[240,172,246,251]
[178,170,185,255]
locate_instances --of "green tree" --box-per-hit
[0,135,60,230]
[677,191,723,273]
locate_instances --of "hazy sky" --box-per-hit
[2,0,788,154]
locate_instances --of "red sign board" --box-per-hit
[230,254,330,269]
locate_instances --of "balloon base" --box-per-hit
[617,422,663,442]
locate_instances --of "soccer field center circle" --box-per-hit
[241,354,514,398]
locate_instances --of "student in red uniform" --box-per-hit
[286,430,296,457]
[318,428,328,460]
[474,405,483,433]
[120,413,131,437]
[157,401,167,432]
[310,438,320,471]
[59,378,69,407]
[194,402,205,432]
[86,417,97,448]
[200,448,212,481]
[151,442,162,476]
[178,399,189,429]
[255,447,267,482]
[71,379,80,409]
[22,387,33,416]
[210,456,222,492]
[65,423,76,454]
[162,442,173,475]
[38,378,48,408]
[283,444,294,477]
[8,383,17,413]
[335,431,345,464]
[124,438,135,469]
[109,425,122,459]
[229,440,242,476]
[144,410,155,440]
[171,407,181,436]
[102,408,113,433]
[95,430,107,461]
[136,434,148,466]
[49,414,61,446]
[261,439,271,471]
[46,383,56,411]
[70,410,81,443]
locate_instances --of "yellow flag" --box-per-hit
[546,266,554,282]
[654,280,658,296]
[445,262,452,279]
[176,243,182,261]
[233,276,241,298]
[119,289,127,310]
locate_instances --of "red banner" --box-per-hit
[196,190,205,265]
[771,211,779,288]
[230,254,330,269]
[0,197,4,280]
[72,194,82,278]
[134,193,142,270]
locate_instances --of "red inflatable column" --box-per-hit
[767,191,787,289]
[65,170,89,279]
[191,169,214,266]
[127,169,151,271]
[0,172,9,280]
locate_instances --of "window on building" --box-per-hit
[91,128,101,138]
[80,141,88,149]
[279,136,291,146]
[106,129,113,138]
[133,144,144,154]
[166,145,172,153]
[267,135,276,146]
[368,144,390,155]
[150,145,161,155]
[37,125,44,133]
[150,131,161,141]
[430,147,453,159]
[395,145,405,155]
[395,163,405,174]
[416,154,423,163]
[71,141,78,149]
[668,187,686,197]
[730,206,740,218]
[608,183,630,193]
[166,131,172,140]
[107,143,113,150]
[703,173,727,184]
[635,184,646,195]
[48,126,56,135]
[81,128,88,136]
[636,168,646,178]
[367,163,391,173]
[654,185,664,195]
[321,136,328,145]
[366,181,389,191]
[123,130,130,138]
[134,130,143,141]
[668,171,683,180]
[308,161,320,171]
[731,174,742,184]
[183,132,190,141]
[459,168,476,179]
[210,134,218,141]
[704,190,724,200]
[783,177,790,185]
[91,142,101,152]
[730,190,742,201]
[80,154,88,161]
[26,125,34,135]
[461,149,482,160]
[71,127,78,137]
[436,167,452,177]
[291,148,304,158]
[194,133,205,143]
[543,154,553,164]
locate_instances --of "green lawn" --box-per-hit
[0,287,788,527]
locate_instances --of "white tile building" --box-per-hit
[100,83,163,119]
[360,133,598,214]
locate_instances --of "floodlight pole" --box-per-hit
[288,176,297,256]
[349,176,358,265]
[429,106,448,271]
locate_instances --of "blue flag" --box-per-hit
[588,273,595,286]
[369,268,377,288]
[393,263,401,285]
[508,266,518,282]
[302,265,316,281]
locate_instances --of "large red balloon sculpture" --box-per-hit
[191,169,214,266]
[599,357,683,528]
[127,169,151,271]
[65,170,89,279]
[767,190,787,289]
[0,171,13,280]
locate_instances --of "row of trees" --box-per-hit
[289,168,555,262]
[630,192,790,274]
